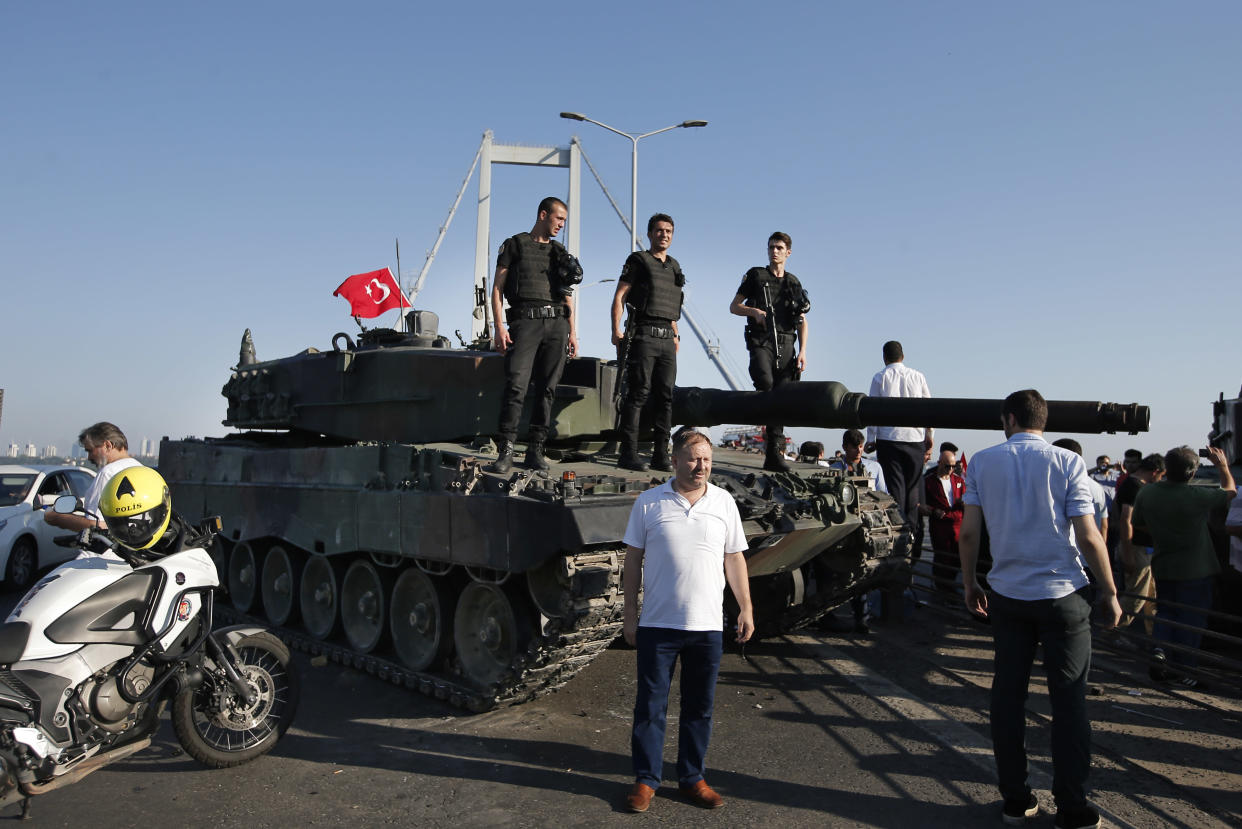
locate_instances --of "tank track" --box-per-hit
[217,548,624,713]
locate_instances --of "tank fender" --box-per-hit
[744,521,862,578]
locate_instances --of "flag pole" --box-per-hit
[394,238,404,332]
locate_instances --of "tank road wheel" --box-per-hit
[228,542,261,613]
[527,557,572,619]
[261,545,301,626]
[454,583,533,689]
[340,560,392,654]
[299,556,340,640]
[209,536,231,581]
[390,568,454,671]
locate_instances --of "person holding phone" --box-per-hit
[1131,445,1236,688]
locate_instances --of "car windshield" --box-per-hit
[0,475,36,507]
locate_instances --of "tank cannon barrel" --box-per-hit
[672,382,1150,435]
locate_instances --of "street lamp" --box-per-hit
[559,112,707,252]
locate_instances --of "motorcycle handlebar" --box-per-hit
[79,527,149,568]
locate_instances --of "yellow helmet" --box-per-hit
[100,466,171,551]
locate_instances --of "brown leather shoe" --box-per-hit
[680,779,724,809]
[625,782,656,813]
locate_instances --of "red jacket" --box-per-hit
[925,471,966,551]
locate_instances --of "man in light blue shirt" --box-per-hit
[959,390,1120,829]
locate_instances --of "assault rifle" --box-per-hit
[612,304,639,427]
[760,282,782,361]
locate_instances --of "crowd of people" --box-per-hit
[482,198,1242,825]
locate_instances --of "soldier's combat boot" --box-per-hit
[649,432,672,472]
[763,440,791,473]
[618,439,648,472]
[487,440,514,474]
[524,440,551,471]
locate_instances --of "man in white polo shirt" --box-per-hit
[44,422,141,532]
[621,429,754,813]
[960,390,1120,829]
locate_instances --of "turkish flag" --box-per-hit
[333,268,411,318]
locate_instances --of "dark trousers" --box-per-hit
[497,315,570,443]
[876,439,925,556]
[618,334,676,450]
[1152,576,1212,668]
[747,336,798,450]
[989,589,1093,810]
[632,627,722,787]
[932,540,960,591]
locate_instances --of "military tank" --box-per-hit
[159,313,1150,711]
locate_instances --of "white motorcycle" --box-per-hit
[0,499,298,815]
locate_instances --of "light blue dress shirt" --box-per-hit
[963,432,1095,601]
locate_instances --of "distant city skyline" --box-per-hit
[4,437,159,461]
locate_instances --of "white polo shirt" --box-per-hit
[84,457,143,522]
[623,479,748,631]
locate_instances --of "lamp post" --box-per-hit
[559,112,707,252]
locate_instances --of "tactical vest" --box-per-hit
[744,267,804,334]
[503,233,556,304]
[631,251,684,322]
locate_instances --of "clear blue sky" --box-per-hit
[3,2,1238,461]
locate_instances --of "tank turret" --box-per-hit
[222,328,1148,443]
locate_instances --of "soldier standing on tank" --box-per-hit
[487,196,579,473]
[728,231,810,472]
[611,214,683,472]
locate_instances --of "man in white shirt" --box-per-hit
[960,390,1120,829]
[621,430,754,813]
[920,444,966,595]
[864,341,932,555]
[45,422,142,532]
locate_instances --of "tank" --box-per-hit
[160,317,1150,711]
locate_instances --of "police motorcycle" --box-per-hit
[0,467,298,814]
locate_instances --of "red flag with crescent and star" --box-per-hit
[332,267,411,318]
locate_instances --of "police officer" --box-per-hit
[611,214,683,472]
[488,196,579,473]
[728,231,810,472]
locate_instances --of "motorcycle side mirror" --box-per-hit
[53,495,83,514]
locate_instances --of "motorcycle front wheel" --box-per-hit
[172,631,300,768]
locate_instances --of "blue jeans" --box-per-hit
[989,589,1093,810]
[632,627,722,787]
[1152,576,1213,668]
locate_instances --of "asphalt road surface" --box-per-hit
[2,594,1239,828]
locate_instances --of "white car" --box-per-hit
[0,464,97,590]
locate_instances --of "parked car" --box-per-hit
[0,464,97,590]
